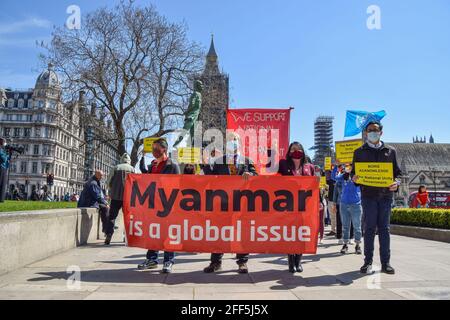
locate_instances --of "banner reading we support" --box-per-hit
[227,109,292,175]
[123,174,320,255]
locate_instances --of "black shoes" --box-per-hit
[382,264,396,275]
[137,259,158,270]
[360,262,373,274]
[238,263,249,274]
[288,255,295,273]
[340,244,349,255]
[203,262,222,273]
[104,234,112,246]
[288,255,303,273]
[355,244,362,255]
[326,231,336,236]
[294,255,303,273]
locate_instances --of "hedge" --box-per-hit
[391,209,450,230]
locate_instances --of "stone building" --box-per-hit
[0,65,119,200]
[388,139,450,206]
[195,36,229,143]
[312,116,334,166]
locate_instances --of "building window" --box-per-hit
[16,114,22,122]
[20,162,27,174]
[26,115,33,122]
[35,127,41,137]
[32,162,38,174]
[24,128,31,138]
[33,145,40,155]
[18,99,24,108]
[27,99,33,108]
[3,128,10,137]
[8,99,14,108]
[13,128,21,137]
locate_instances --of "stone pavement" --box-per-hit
[1,230,450,300]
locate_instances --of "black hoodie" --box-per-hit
[351,142,402,199]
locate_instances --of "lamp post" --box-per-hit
[429,167,439,207]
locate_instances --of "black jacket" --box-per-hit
[140,157,180,175]
[211,155,258,176]
[351,142,402,199]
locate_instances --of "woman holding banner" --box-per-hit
[278,142,315,273]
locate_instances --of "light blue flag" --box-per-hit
[344,110,387,137]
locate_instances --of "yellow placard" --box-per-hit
[335,139,363,164]
[354,162,394,188]
[178,148,201,164]
[320,176,327,188]
[324,157,332,171]
[143,138,159,153]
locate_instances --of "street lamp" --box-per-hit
[429,167,440,207]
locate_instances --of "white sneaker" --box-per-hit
[318,239,323,245]
[349,239,354,245]
[338,239,344,245]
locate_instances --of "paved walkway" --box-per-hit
[1,230,450,300]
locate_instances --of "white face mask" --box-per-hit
[367,132,381,144]
[226,140,239,153]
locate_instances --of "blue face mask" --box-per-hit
[367,132,381,144]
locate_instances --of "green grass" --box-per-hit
[0,201,77,213]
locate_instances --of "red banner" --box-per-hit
[227,108,292,175]
[123,174,320,255]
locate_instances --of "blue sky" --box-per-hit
[1,0,449,153]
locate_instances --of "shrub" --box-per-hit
[391,209,450,230]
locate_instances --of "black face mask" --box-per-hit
[343,173,350,181]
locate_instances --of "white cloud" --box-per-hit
[0,17,52,35]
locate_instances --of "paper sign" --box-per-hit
[178,148,201,164]
[143,138,159,153]
[320,176,327,188]
[335,139,363,164]
[354,162,394,188]
[324,157,332,171]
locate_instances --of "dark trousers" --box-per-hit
[0,167,7,202]
[105,199,123,236]
[362,196,392,265]
[147,250,175,264]
[98,204,111,235]
[211,253,249,265]
[336,204,354,240]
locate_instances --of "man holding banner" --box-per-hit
[351,121,402,275]
[203,132,258,274]
[137,138,181,273]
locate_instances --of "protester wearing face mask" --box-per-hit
[335,164,363,255]
[138,138,181,274]
[278,142,315,273]
[352,121,402,275]
[203,132,258,275]
[332,164,354,244]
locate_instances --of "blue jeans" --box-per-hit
[146,250,175,264]
[361,197,392,265]
[340,203,362,244]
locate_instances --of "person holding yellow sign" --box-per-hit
[351,121,402,275]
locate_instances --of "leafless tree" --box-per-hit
[40,0,204,166]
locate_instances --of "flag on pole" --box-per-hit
[344,110,387,137]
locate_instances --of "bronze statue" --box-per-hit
[173,80,203,148]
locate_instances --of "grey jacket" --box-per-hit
[107,154,135,201]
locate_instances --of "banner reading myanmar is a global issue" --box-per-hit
[227,109,291,175]
[123,174,320,255]
[354,162,394,188]
[335,139,364,164]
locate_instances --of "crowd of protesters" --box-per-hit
[0,120,403,276]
